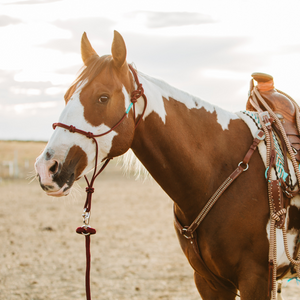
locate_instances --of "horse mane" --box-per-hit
[64,55,113,102]
[119,149,150,180]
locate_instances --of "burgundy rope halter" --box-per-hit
[52,65,147,300]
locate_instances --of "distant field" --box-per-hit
[0,140,47,179]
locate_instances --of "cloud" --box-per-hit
[39,17,116,54]
[0,70,64,140]
[35,28,269,111]
[0,15,22,27]
[0,14,284,140]
[117,32,270,110]
[0,102,63,141]
[0,69,66,105]
[128,11,215,28]
[3,0,62,5]
[124,33,266,75]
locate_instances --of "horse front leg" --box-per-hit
[194,272,237,300]
[238,269,270,300]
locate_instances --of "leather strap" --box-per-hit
[173,130,265,299]
[270,180,286,229]
[174,129,265,239]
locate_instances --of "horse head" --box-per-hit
[35,31,137,196]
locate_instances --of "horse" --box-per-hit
[35,30,300,299]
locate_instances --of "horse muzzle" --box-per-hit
[35,157,71,197]
[35,145,88,197]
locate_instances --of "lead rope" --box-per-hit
[75,137,111,300]
[53,65,147,300]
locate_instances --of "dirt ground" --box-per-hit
[0,160,299,299]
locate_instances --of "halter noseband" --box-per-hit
[51,64,147,300]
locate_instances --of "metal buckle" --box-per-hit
[292,146,298,155]
[255,130,265,141]
[82,209,90,225]
[238,161,249,171]
[182,227,193,240]
[259,111,271,127]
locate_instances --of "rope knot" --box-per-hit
[86,132,94,139]
[271,208,286,221]
[76,226,96,235]
[86,187,94,194]
[69,125,76,133]
[131,83,144,103]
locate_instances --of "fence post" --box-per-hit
[14,150,19,178]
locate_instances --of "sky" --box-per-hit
[1,0,300,140]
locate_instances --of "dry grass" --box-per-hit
[0,141,299,299]
[0,140,46,179]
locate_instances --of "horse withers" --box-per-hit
[35,31,300,299]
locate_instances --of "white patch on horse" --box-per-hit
[135,71,239,130]
[44,81,118,175]
[123,85,133,116]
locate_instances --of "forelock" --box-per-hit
[64,55,113,102]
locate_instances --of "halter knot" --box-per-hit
[86,132,94,139]
[131,83,144,103]
[86,187,94,194]
[69,125,76,133]
[76,226,96,235]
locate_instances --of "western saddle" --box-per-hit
[247,72,300,161]
[246,73,300,298]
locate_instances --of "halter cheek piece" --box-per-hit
[52,65,147,300]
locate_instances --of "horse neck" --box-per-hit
[131,72,241,218]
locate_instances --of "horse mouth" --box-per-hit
[46,183,71,197]
[36,145,88,197]
[38,172,76,197]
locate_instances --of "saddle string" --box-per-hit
[249,96,276,297]
[250,86,300,299]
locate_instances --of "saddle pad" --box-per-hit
[236,110,296,186]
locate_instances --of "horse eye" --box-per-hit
[98,95,109,103]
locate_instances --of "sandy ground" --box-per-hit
[0,162,299,300]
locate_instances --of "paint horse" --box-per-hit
[35,31,300,299]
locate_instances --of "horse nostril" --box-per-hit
[49,160,59,174]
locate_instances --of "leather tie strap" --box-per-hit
[174,129,265,239]
[173,129,265,299]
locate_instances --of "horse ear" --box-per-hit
[81,32,98,65]
[111,30,127,69]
